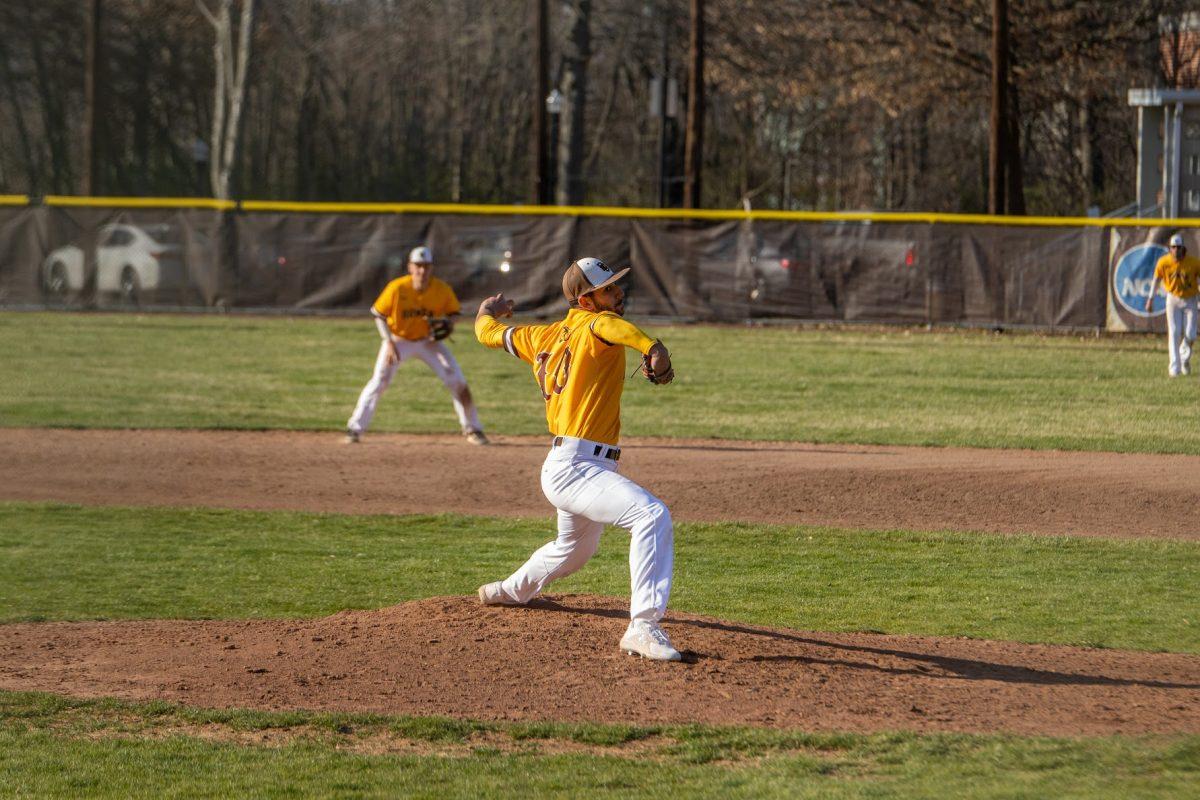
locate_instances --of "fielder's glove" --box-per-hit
[641,352,675,385]
[429,317,454,341]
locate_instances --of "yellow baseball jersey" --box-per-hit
[372,276,461,340]
[476,308,656,446]
[1154,253,1200,299]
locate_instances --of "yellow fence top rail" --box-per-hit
[43,195,237,210]
[24,195,1200,228]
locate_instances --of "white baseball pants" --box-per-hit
[500,437,674,622]
[1165,294,1198,376]
[347,339,481,434]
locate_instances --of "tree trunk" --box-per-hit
[82,0,103,195]
[200,0,256,201]
[557,0,589,206]
[683,0,704,209]
[1005,84,1025,215]
[988,0,1008,215]
[532,0,548,204]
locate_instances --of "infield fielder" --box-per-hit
[346,246,487,444]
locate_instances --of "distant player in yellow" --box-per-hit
[474,257,683,662]
[1146,234,1200,376]
[346,246,487,444]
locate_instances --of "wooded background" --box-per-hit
[0,1,1188,215]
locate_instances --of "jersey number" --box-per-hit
[535,347,572,401]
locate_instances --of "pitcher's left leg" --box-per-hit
[614,495,673,622]
[560,465,674,623]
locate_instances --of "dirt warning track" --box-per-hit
[1,427,1197,540]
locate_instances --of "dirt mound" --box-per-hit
[2,595,1197,736]
[2,428,1199,540]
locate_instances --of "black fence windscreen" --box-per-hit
[0,203,1179,332]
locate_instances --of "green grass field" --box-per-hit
[2,311,1199,797]
[1,502,1198,798]
[2,503,1196,653]
[2,692,1197,800]
[1,311,1197,452]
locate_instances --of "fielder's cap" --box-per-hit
[562,257,630,303]
[409,246,433,264]
[1170,234,1186,247]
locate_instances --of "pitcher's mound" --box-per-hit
[1,595,1197,736]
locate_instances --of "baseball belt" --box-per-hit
[552,435,621,461]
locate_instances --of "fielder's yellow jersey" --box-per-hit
[476,308,656,446]
[1154,253,1200,299]
[372,276,461,340]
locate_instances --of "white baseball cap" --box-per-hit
[1170,234,1185,248]
[561,257,630,303]
[409,246,433,264]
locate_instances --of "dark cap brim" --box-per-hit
[580,266,630,296]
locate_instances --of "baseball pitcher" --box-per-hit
[473,256,682,662]
[345,246,488,445]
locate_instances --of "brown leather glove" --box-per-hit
[641,347,675,385]
[429,317,454,341]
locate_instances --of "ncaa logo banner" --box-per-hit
[1106,232,1169,332]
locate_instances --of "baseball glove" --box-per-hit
[429,317,454,341]
[641,353,675,385]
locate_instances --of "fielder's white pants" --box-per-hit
[1166,294,1198,376]
[347,339,481,434]
[500,437,674,622]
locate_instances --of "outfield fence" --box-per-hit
[0,196,1189,331]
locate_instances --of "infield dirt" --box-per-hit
[1,427,1198,540]
[2,428,1199,736]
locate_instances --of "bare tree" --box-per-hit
[989,0,1009,214]
[558,0,591,205]
[0,0,1181,215]
[683,0,704,209]
[196,0,255,199]
[533,0,549,204]
[82,0,104,195]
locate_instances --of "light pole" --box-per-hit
[545,89,563,205]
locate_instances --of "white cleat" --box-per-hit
[344,429,361,444]
[465,430,489,446]
[477,581,524,606]
[620,620,682,662]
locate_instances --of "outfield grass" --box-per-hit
[2,502,1195,653]
[1,692,1197,799]
[2,311,1198,452]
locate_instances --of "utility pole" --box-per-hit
[988,0,1009,215]
[656,14,669,208]
[557,0,590,205]
[82,0,103,195]
[682,0,704,209]
[531,0,549,204]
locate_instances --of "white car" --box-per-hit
[41,223,189,304]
